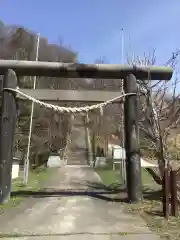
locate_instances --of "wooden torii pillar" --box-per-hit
[0,69,17,203]
[124,74,141,202]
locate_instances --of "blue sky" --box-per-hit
[0,0,180,64]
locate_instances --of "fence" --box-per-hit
[162,167,180,218]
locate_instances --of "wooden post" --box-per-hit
[84,113,93,165]
[104,135,108,158]
[0,69,17,204]
[170,170,178,217]
[92,132,96,161]
[163,168,170,218]
[124,74,142,203]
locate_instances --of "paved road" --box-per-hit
[0,166,160,239]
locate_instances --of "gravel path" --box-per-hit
[0,166,160,239]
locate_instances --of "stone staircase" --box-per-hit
[66,114,89,166]
[67,148,88,165]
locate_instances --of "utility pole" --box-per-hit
[121,28,126,184]
[121,28,124,65]
[23,33,40,184]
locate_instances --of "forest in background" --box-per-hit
[0,20,124,167]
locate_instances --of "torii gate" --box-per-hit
[0,60,173,204]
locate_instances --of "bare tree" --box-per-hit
[127,50,180,178]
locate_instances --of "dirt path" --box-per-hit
[0,166,160,239]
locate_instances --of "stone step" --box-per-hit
[67,157,86,160]
[68,156,87,159]
[68,160,86,163]
[67,163,87,165]
[67,155,87,159]
[68,153,87,158]
[68,151,87,155]
[68,157,86,160]
[67,159,87,165]
[67,152,88,165]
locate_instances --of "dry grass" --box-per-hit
[96,167,180,240]
[0,166,52,212]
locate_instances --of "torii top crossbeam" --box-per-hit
[0,60,173,80]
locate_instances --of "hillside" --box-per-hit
[0,20,77,166]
